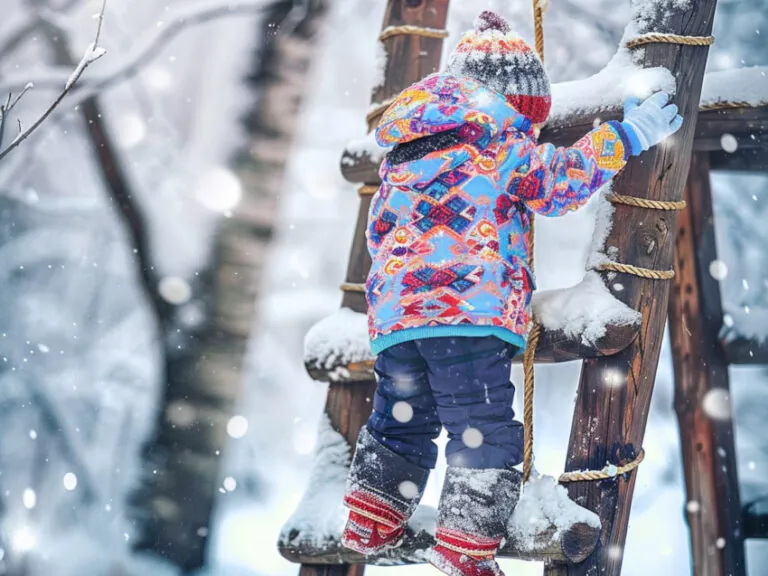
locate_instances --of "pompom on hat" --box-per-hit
[445,10,551,124]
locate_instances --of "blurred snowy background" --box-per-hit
[0,0,765,575]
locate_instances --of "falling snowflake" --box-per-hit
[392,401,414,423]
[22,489,36,510]
[709,260,728,280]
[462,427,484,449]
[702,389,731,421]
[227,415,249,439]
[398,480,419,499]
[720,133,738,154]
[158,276,192,305]
[63,472,78,491]
[602,367,625,388]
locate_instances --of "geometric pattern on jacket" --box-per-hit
[366,73,632,354]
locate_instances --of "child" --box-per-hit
[341,10,682,576]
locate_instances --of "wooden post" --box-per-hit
[546,2,718,575]
[302,1,450,575]
[668,152,745,576]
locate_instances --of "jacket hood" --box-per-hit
[375,74,532,188]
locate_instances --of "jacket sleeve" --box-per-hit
[508,120,633,217]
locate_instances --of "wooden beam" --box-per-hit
[546,2,720,576]
[721,336,768,364]
[694,105,768,152]
[709,146,768,172]
[304,321,639,384]
[668,152,746,576]
[743,498,768,539]
[339,104,768,184]
[280,519,600,565]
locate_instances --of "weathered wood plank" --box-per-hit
[304,321,639,384]
[280,519,600,565]
[668,153,746,576]
[546,2,720,576]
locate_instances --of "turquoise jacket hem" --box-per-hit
[370,325,527,355]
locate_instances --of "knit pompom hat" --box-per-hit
[445,11,551,124]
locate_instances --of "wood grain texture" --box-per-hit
[546,2,720,575]
[668,153,745,576]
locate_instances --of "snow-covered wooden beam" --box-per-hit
[279,469,602,566]
[340,101,768,183]
[303,300,640,384]
[279,519,600,566]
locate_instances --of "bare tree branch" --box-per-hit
[0,0,107,162]
[32,2,168,334]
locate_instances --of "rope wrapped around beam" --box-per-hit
[358,184,380,196]
[559,449,645,483]
[598,261,676,280]
[379,25,449,42]
[626,33,714,50]
[606,192,687,211]
[340,282,366,293]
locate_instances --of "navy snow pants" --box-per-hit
[366,336,523,470]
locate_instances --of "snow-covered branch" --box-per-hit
[0,0,108,162]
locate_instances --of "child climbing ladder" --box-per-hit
[340,11,682,576]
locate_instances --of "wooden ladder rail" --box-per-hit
[299,1,451,575]
[668,151,746,576]
[545,1,720,575]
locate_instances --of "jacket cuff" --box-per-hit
[610,120,642,158]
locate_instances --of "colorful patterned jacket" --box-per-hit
[366,73,632,354]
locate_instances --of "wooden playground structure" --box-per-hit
[279,0,768,574]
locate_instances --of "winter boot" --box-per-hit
[429,467,522,576]
[341,426,429,555]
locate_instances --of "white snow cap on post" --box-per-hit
[304,308,374,373]
[508,475,601,546]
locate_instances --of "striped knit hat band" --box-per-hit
[445,11,552,124]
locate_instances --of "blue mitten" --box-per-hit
[621,92,684,156]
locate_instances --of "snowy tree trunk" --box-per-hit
[547,2,720,576]
[130,1,330,571]
[668,152,745,576]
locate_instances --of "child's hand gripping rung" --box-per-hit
[621,91,684,156]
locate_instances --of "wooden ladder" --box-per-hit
[279,0,768,574]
